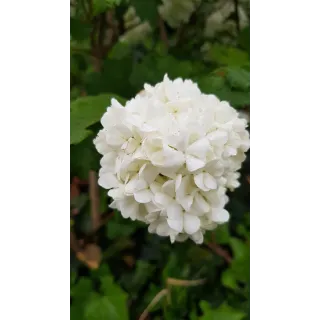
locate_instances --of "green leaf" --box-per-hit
[230,238,249,261]
[130,0,158,27]
[227,238,250,283]
[199,301,246,320]
[70,18,91,41]
[214,224,230,245]
[85,293,126,320]
[72,277,93,300]
[92,0,122,16]
[196,76,249,107]
[225,67,250,90]
[221,269,238,290]
[85,58,135,98]
[214,89,249,108]
[70,136,100,179]
[120,261,156,297]
[70,94,125,145]
[130,54,195,91]
[98,275,129,320]
[206,44,249,67]
[106,214,141,239]
[238,26,250,52]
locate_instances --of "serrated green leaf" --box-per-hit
[70,94,125,145]
[199,301,246,320]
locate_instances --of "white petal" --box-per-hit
[139,164,159,184]
[109,200,119,210]
[150,151,165,166]
[98,173,119,189]
[203,173,217,190]
[186,155,206,172]
[145,201,160,213]
[111,98,123,108]
[150,181,162,194]
[108,187,124,200]
[194,172,209,191]
[194,193,210,213]
[170,233,176,243]
[148,222,157,233]
[158,167,177,179]
[120,198,139,220]
[207,130,228,145]
[175,174,182,191]
[167,203,183,220]
[154,192,173,207]
[124,175,140,195]
[145,212,159,223]
[183,213,201,234]
[187,138,210,159]
[134,189,153,203]
[190,230,204,244]
[211,208,230,223]
[100,152,117,171]
[167,217,183,232]
[175,233,189,242]
[162,180,175,197]
[224,146,237,157]
[162,145,185,168]
[178,195,194,211]
[156,222,171,236]
[116,123,132,139]
[134,179,148,191]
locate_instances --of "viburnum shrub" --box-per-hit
[94,75,249,244]
[71,0,250,317]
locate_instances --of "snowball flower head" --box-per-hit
[94,75,249,244]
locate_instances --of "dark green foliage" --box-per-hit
[70,0,250,318]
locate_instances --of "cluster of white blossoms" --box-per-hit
[204,0,249,41]
[119,6,152,45]
[158,0,201,28]
[94,75,249,244]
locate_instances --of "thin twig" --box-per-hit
[206,235,232,264]
[70,231,81,253]
[158,16,169,49]
[166,278,206,287]
[89,171,100,231]
[234,0,240,34]
[139,289,169,320]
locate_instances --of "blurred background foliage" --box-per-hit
[70,0,250,319]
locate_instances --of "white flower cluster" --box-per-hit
[119,6,152,45]
[94,75,249,244]
[158,0,201,28]
[204,0,249,41]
